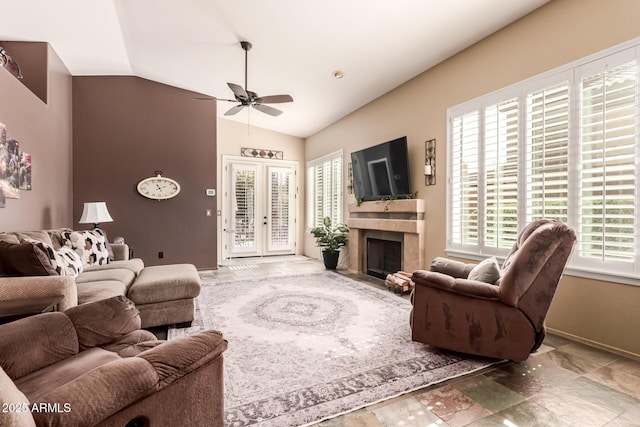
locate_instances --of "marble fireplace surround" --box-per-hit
[347,199,425,274]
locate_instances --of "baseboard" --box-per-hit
[546,327,640,361]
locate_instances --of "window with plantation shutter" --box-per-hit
[307,150,343,229]
[450,111,480,247]
[578,57,637,269]
[525,81,570,224]
[447,40,640,284]
[484,99,519,249]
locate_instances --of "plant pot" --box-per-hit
[322,250,340,269]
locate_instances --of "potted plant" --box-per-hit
[310,216,350,269]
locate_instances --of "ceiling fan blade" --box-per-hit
[257,94,293,104]
[252,103,283,116]
[193,96,237,103]
[227,82,248,101]
[225,105,245,116]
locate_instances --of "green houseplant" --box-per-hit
[310,216,349,269]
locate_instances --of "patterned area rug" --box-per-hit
[168,271,498,426]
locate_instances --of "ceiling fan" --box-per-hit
[214,41,293,117]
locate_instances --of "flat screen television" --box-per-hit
[350,136,411,201]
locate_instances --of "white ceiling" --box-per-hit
[0,0,549,138]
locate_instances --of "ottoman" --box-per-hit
[127,264,201,328]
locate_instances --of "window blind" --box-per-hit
[526,82,570,224]
[484,99,519,249]
[579,60,637,264]
[447,42,640,282]
[306,151,343,229]
[451,111,480,246]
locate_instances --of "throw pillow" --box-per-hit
[61,229,110,267]
[20,238,65,276]
[56,246,84,277]
[0,241,58,276]
[467,256,501,285]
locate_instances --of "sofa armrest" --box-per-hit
[0,276,77,311]
[429,257,476,278]
[138,330,227,387]
[110,243,130,261]
[412,270,500,300]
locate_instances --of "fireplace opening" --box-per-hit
[366,238,401,280]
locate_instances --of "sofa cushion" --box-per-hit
[0,241,58,276]
[65,296,141,351]
[0,312,79,379]
[14,231,53,247]
[76,268,136,289]
[0,233,20,244]
[76,280,127,305]
[0,367,36,427]
[14,347,121,403]
[84,258,144,276]
[61,229,110,267]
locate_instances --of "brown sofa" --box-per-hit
[0,229,200,327]
[410,219,576,361]
[0,296,226,427]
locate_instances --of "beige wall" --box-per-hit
[0,43,72,231]
[305,0,640,358]
[216,118,305,263]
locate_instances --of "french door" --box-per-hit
[222,156,298,259]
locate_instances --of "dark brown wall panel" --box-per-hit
[72,76,217,269]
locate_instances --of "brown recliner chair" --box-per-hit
[0,295,227,427]
[410,219,576,361]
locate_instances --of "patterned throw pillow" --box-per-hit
[61,229,110,267]
[56,246,84,277]
[20,238,65,276]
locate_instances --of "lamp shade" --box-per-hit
[78,202,113,225]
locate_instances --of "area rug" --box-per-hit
[168,271,498,426]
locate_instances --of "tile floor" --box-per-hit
[168,257,640,427]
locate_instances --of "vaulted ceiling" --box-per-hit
[0,0,550,138]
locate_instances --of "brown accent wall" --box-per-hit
[305,0,640,357]
[0,42,72,230]
[73,76,217,269]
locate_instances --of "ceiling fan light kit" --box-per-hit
[219,40,293,117]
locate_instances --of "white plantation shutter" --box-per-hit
[578,58,637,266]
[307,151,343,229]
[450,110,480,247]
[231,165,257,249]
[484,99,519,249]
[268,167,291,247]
[526,81,570,224]
[448,42,640,282]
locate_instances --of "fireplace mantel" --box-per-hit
[347,199,425,274]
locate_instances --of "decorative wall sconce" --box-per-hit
[425,139,436,186]
[347,162,354,194]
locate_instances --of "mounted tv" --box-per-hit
[350,136,411,201]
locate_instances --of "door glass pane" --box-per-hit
[232,166,256,250]
[269,167,291,248]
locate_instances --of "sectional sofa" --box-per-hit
[0,228,201,328]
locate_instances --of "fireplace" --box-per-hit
[366,238,401,279]
[347,199,425,274]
